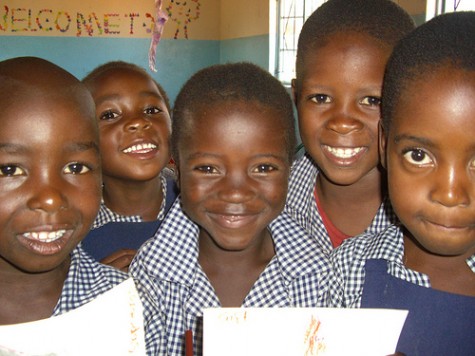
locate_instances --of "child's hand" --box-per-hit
[100,249,136,273]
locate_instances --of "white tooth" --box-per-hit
[327,146,362,158]
[23,230,66,243]
[123,143,157,153]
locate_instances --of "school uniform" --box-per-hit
[81,173,179,261]
[327,224,475,355]
[129,198,330,356]
[53,246,128,315]
[285,152,397,254]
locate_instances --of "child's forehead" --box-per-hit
[312,31,389,59]
[90,68,162,95]
[0,81,95,128]
[391,68,475,130]
[95,67,149,83]
[186,99,282,127]
[180,100,289,151]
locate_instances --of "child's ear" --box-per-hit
[291,78,298,105]
[378,121,387,169]
[174,161,180,188]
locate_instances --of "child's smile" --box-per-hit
[121,140,160,160]
[18,229,73,256]
[321,145,367,167]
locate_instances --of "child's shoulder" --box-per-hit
[56,247,128,314]
[71,246,128,287]
[290,152,318,179]
[286,152,318,206]
[331,224,403,268]
[130,198,199,279]
[270,211,330,272]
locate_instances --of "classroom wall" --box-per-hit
[0,0,256,103]
[220,0,270,70]
[0,0,428,103]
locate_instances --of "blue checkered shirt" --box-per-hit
[52,246,128,315]
[129,197,330,356]
[285,152,397,255]
[92,172,171,229]
[326,224,475,308]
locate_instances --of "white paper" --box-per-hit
[0,278,146,356]
[203,307,408,356]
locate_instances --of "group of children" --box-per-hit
[0,0,473,355]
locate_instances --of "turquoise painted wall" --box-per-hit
[0,36,220,103]
[220,34,269,70]
[0,34,271,103]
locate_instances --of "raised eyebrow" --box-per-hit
[393,134,433,148]
[139,90,164,100]
[94,93,120,105]
[185,152,222,161]
[64,141,100,154]
[0,141,99,154]
[253,153,287,161]
[0,142,29,154]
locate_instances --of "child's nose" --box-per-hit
[27,183,68,213]
[218,173,254,203]
[430,165,470,208]
[326,114,363,134]
[326,104,364,134]
[125,117,152,132]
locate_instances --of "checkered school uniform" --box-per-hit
[91,173,171,229]
[284,152,397,254]
[53,246,128,315]
[129,198,330,356]
[326,224,475,308]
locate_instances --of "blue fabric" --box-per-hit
[361,259,475,356]
[327,224,475,308]
[81,220,162,261]
[82,177,178,261]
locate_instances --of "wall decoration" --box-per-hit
[0,4,156,37]
[165,0,201,39]
[148,0,168,71]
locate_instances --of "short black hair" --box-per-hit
[382,11,475,132]
[296,0,415,87]
[82,60,171,112]
[172,62,296,163]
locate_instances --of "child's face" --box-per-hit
[0,85,102,273]
[294,32,390,186]
[178,100,290,251]
[89,68,171,183]
[383,68,475,257]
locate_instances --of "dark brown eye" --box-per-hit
[0,165,23,176]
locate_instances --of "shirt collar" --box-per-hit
[142,197,330,285]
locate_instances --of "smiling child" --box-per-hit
[81,62,178,272]
[286,0,415,252]
[130,62,329,355]
[0,57,127,325]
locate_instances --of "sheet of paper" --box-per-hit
[203,307,408,356]
[0,278,145,356]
